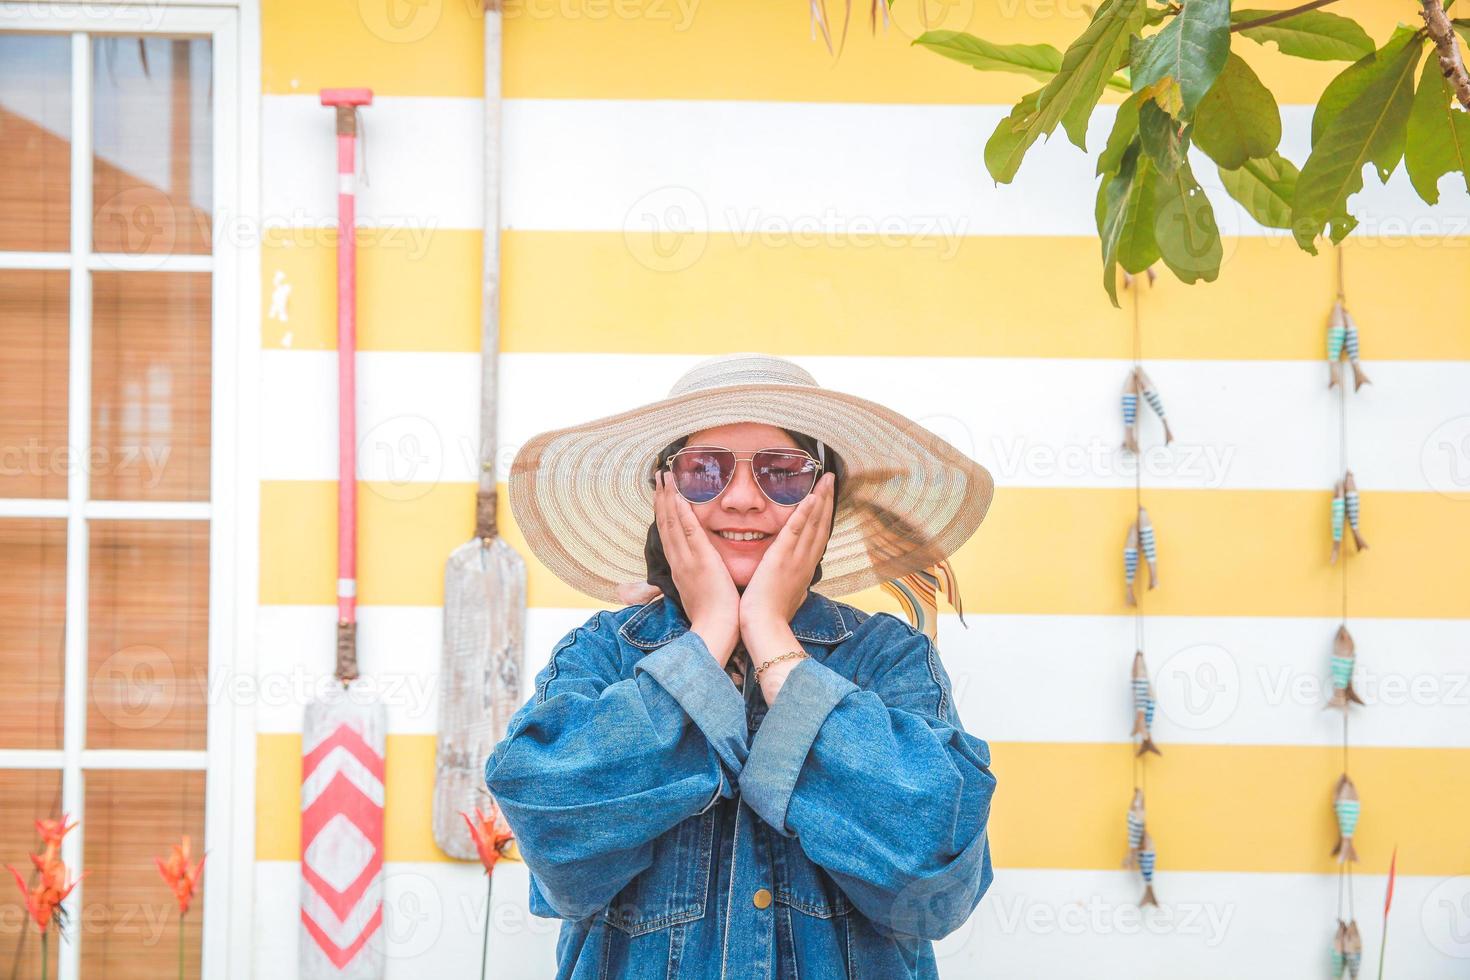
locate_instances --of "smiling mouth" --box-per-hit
[715,530,771,544]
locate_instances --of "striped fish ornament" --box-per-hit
[1137,830,1158,907]
[1330,479,1345,564]
[1332,773,1360,864]
[1131,649,1162,757]
[1133,365,1174,445]
[1137,506,1158,589]
[1327,301,1347,389]
[1344,469,1368,552]
[1343,308,1371,391]
[879,557,965,645]
[1122,787,1146,869]
[1121,370,1140,454]
[1327,624,1365,710]
[1331,919,1348,979]
[1343,919,1363,979]
[1124,520,1139,606]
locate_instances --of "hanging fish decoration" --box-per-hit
[1343,919,1363,979]
[1327,624,1365,710]
[1122,787,1146,869]
[1137,830,1158,907]
[1332,773,1360,864]
[1330,478,1346,564]
[1131,650,1162,757]
[1327,301,1347,390]
[1137,506,1158,589]
[1133,365,1174,445]
[1122,370,1140,455]
[1331,919,1348,979]
[1343,469,1368,552]
[1124,520,1140,606]
[1343,307,1371,391]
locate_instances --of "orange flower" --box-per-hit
[461,801,516,876]
[34,814,77,848]
[7,830,86,935]
[155,835,206,916]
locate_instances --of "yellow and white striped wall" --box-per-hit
[250,1,1470,976]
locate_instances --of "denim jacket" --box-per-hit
[483,589,997,979]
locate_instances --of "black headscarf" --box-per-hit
[641,428,846,625]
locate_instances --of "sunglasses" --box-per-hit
[659,445,825,507]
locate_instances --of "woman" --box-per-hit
[487,353,998,978]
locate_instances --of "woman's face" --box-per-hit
[678,422,806,589]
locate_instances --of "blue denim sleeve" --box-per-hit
[737,619,996,941]
[483,614,749,921]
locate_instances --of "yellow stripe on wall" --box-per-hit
[261,482,1470,618]
[255,732,1470,873]
[262,228,481,351]
[262,0,1414,104]
[503,233,1470,360]
[267,231,1470,358]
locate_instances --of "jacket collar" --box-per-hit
[619,589,853,650]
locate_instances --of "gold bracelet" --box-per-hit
[754,650,809,683]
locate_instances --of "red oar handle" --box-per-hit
[322,88,372,683]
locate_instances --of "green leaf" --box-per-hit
[1100,140,1161,306]
[912,31,1064,82]
[1312,26,1421,146]
[1231,9,1375,61]
[1099,88,1146,176]
[1039,0,1149,153]
[1153,154,1222,282]
[1132,0,1231,118]
[1216,152,1301,228]
[1139,99,1188,174]
[984,89,1046,184]
[1292,32,1424,252]
[1193,53,1282,168]
[1454,18,1470,48]
[1405,52,1470,204]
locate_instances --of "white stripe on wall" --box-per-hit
[255,605,1470,749]
[260,350,1470,492]
[260,96,1470,236]
[253,860,1470,979]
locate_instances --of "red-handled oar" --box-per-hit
[300,87,387,980]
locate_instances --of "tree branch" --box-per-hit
[1229,0,1343,33]
[1420,0,1470,109]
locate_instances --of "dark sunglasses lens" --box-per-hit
[754,451,818,506]
[670,449,735,503]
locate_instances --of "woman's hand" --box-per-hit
[655,470,740,663]
[738,471,835,637]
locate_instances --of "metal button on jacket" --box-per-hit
[752,888,772,909]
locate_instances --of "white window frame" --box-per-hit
[0,3,259,976]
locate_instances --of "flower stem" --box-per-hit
[479,875,493,980]
[178,911,185,980]
[41,931,48,980]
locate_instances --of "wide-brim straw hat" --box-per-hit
[508,352,995,604]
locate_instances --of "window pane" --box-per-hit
[0,769,64,974]
[0,33,70,252]
[0,520,66,750]
[82,770,204,979]
[92,37,211,257]
[91,272,211,502]
[88,520,208,750]
[0,271,69,500]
